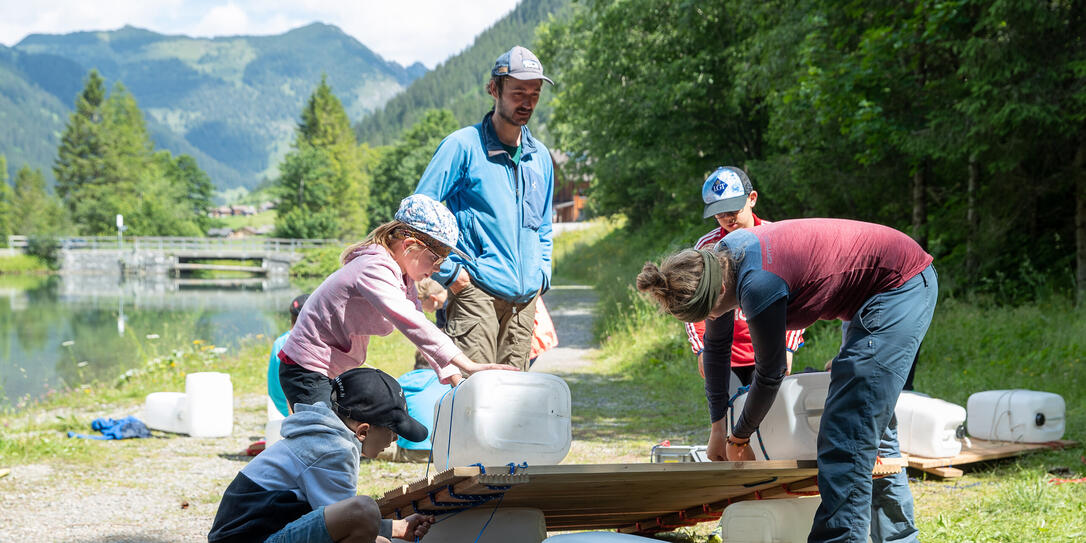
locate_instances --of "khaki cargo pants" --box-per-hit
[444,280,538,371]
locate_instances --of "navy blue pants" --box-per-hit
[810,265,937,543]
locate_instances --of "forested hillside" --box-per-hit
[354,0,568,146]
[538,0,1085,300]
[2,24,426,189]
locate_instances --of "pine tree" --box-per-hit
[0,155,11,246]
[54,70,106,206]
[53,71,213,236]
[367,109,458,225]
[11,165,66,236]
[276,75,369,239]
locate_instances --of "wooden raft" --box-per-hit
[906,439,1078,478]
[377,459,906,534]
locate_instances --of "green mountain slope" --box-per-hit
[355,0,568,146]
[0,46,70,183]
[5,23,426,189]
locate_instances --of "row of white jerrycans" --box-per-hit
[263,370,574,462]
[391,499,842,543]
[142,372,234,437]
[731,372,1065,460]
[391,508,660,543]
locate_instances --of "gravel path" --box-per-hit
[1,284,603,542]
[528,284,599,375]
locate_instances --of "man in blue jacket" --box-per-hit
[414,45,555,371]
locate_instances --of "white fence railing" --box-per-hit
[6,235,339,252]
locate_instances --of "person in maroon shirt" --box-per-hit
[638,218,937,543]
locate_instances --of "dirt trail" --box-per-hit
[528,284,600,375]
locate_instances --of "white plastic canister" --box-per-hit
[730,372,830,461]
[430,371,571,469]
[184,372,233,437]
[544,532,662,542]
[392,507,546,543]
[720,497,872,543]
[142,391,187,434]
[895,392,966,458]
[265,396,286,446]
[967,390,1065,442]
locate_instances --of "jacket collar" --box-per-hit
[481,111,538,160]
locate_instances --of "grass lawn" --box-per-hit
[214,209,276,231]
[0,253,50,274]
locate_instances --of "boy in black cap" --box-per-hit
[209,367,434,543]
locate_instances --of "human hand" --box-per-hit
[707,423,727,461]
[785,351,794,376]
[450,269,471,294]
[697,353,705,379]
[392,513,435,540]
[725,435,755,461]
[450,354,519,376]
[462,362,520,375]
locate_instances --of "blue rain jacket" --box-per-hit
[415,111,554,303]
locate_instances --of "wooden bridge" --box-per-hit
[8,235,339,278]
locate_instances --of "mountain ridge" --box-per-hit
[2,22,427,189]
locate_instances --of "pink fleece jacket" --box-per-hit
[280,244,461,383]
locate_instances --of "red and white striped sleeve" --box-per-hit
[785,328,805,352]
[682,228,725,354]
[686,321,705,353]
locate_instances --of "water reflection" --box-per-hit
[0,274,302,408]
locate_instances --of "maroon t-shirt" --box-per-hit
[738,218,933,329]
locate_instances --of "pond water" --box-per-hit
[0,274,309,409]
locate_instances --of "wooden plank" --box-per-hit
[906,439,1076,469]
[376,461,899,532]
[919,466,964,479]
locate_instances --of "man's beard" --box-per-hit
[497,103,532,126]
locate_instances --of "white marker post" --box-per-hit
[116,214,125,249]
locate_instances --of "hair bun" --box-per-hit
[636,262,668,298]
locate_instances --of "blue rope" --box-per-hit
[473,494,505,543]
[444,384,460,470]
[727,384,751,409]
[728,385,770,460]
[427,385,459,479]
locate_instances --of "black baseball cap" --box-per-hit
[289,294,309,317]
[330,367,428,443]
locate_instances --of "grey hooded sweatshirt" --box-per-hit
[208,402,391,542]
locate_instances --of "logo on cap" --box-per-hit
[522,59,540,71]
[711,171,746,199]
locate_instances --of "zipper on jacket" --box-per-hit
[511,148,524,300]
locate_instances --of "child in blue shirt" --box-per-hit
[268,293,309,417]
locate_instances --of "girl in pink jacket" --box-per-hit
[278,194,512,411]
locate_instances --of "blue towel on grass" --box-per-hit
[67,416,152,440]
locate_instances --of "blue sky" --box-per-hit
[0,0,522,68]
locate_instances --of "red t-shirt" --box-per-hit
[737,218,933,329]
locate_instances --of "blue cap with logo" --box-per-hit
[492,45,554,85]
[395,194,471,261]
[701,167,754,219]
